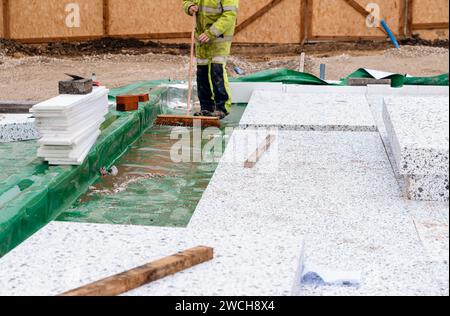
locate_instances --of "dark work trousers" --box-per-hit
[197,63,230,114]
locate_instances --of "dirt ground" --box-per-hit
[0,40,448,101]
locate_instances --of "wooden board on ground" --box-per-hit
[60,246,214,296]
[154,115,221,128]
[244,134,276,169]
[0,101,36,113]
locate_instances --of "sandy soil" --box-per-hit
[0,45,448,101]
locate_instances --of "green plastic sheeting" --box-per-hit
[233,68,449,88]
[232,69,331,85]
[342,68,449,88]
[0,141,40,184]
[107,79,172,101]
[342,68,407,87]
[0,88,165,257]
[404,73,449,86]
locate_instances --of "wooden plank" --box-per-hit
[235,0,284,34]
[103,0,110,36]
[309,35,387,41]
[154,114,221,128]
[398,0,408,37]
[60,246,214,296]
[0,101,37,113]
[411,22,449,30]
[299,0,308,43]
[2,0,9,39]
[15,32,191,44]
[342,0,369,17]
[348,78,391,86]
[407,0,414,36]
[341,0,388,36]
[306,0,314,39]
[299,52,306,72]
[244,134,276,169]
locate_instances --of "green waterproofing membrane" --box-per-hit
[342,68,450,88]
[232,68,331,85]
[233,68,449,88]
[57,98,246,227]
[0,141,40,184]
[0,87,166,257]
[107,79,172,101]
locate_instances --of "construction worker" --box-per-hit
[183,0,239,119]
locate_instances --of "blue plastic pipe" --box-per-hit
[380,19,400,49]
[320,64,326,80]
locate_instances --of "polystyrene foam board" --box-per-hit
[39,130,101,159]
[40,129,99,156]
[382,96,449,176]
[240,90,376,131]
[31,87,109,112]
[32,99,108,119]
[38,117,105,146]
[46,131,100,165]
[35,109,108,133]
[229,82,283,103]
[33,102,107,122]
[284,85,367,95]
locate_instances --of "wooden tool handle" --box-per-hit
[186,13,196,114]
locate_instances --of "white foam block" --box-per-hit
[240,90,376,131]
[31,87,109,112]
[229,82,283,103]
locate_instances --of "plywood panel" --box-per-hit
[109,0,192,36]
[414,28,449,40]
[311,0,402,38]
[10,0,104,40]
[108,0,281,39]
[4,0,448,43]
[236,0,302,43]
[235,0,274,22]
[412,0,448,24]
[0,0,4,38]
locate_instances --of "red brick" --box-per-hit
[116,95,139,104]
[138,93,150,102]
[116,102,139,112]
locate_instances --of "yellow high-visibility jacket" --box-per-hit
[183,0,239,62]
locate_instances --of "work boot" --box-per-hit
[211,110,228,119]
[194,110,213,117]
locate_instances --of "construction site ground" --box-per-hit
[0,38,449,296]
[0,40,448,101]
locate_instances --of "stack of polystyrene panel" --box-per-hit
[383,96,449,202]
[30,87,109,165]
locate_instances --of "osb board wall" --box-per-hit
[108,0,192,35]
[412,0,448,24]
[415,28,449,40]
[310,0,402,38]
[108,0,302,43]
[1,0,448,42]
[9,0,104,39]
[236,0,302,43]
[411,0,449,40]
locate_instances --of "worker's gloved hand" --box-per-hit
[198,33,210,43]
[189,5,199,15]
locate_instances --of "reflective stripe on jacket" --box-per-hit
[183,0,239,58]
